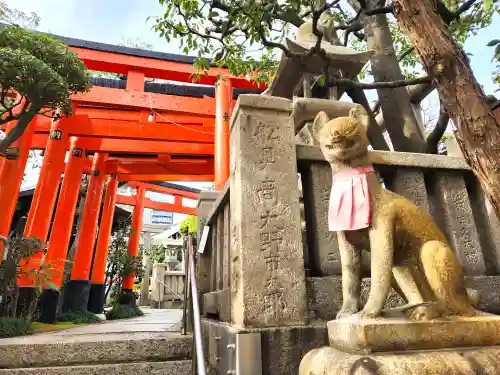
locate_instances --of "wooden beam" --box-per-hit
[72,86,216,116]
[70,46,264,90]
[107,161,214,175]
[29,116,215,144]
[77,107,214,126]
[31,134,214,155]
[116,194,196,215]
[128,181,199,199]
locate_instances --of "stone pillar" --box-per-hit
[151,264,165,307]
[197,192,219,297]
[140,233,153,306]
[195,191,218,330]
[230,94,307,328]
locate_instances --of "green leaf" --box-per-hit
[208,11,219,18]
[487,39,500,47]
[484,0,493,11]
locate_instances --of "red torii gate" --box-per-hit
[0,32,266,322]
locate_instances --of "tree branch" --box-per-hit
[397,46,415,62]
[455,0,480,17]
[364,4,394,15]
[0,104,41,156]
[330,75,433,89]
[426,104,450,154]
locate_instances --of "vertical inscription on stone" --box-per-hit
[230,95,306,328]
[434,171,486,275]
[392,169,430,212]
[259,208,286,318]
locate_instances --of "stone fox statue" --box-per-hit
[312,106,479,321]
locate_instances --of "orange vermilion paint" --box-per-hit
[90,175,118,285]
[69,46,263,89]
[43,137,87,289]
[115,194,196,216]
[0,107,36,258]
[70,152,108,281]
[29,134,215,156]
[18,117,70,287]
[122,186,145,290]
[128,181,199,200]
[214,77,232,190]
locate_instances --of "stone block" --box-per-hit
[216,212,224,290]
[328,315,500,353]
[197,193,218,297]
[433,171,486,275]
[230,94,307,327]
[0,360,193,375]
[300,345,500,375]
[202,289,231,322]
[465,175,500,275]
[223,203,230,289]
[0,333,191,368]
[307,276,500,320]
[301,163,341,276]
[210,218,218,292]
[201,318,327,375]
[391,168,430,212]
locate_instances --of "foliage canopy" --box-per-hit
[0,26,91,155]
[152,0,499,88]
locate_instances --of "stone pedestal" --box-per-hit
[300,316,500,375]
[300,345,500,375]
[328,315,500,353]
[230,95,307,328]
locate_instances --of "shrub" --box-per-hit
[58,311,100,324]
[105,304,144,320]
[0,317,31,338]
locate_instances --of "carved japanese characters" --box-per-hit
[312,105,480,320]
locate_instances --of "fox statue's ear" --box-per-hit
[349,104,370,132]
[312,111,330,139]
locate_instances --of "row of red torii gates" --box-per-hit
[0,30,264,322]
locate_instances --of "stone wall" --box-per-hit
[197,94,500,375]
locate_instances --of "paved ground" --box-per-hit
[0,308,186,345]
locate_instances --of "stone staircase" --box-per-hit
[0,331,193,375]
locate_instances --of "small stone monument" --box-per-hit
[299,107,500,375]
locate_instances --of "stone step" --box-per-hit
[0,360,192,375]
[0,332,192,369]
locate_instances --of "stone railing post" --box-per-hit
[191,191,218,332]
[230,94,307,328]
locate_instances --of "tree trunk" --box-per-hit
[349,0,427,152]
[393,0,500,218]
